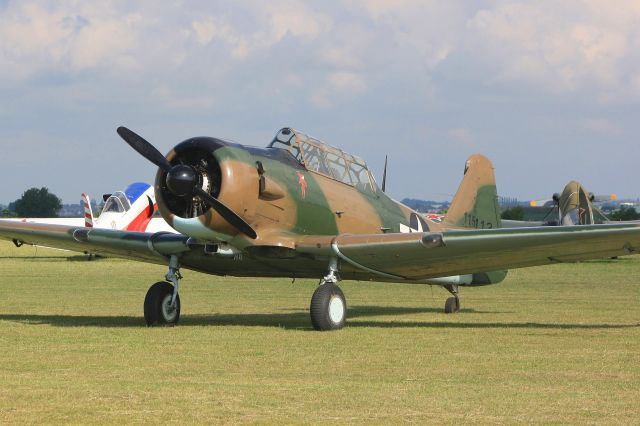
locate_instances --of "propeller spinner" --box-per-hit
[116,126,257,239]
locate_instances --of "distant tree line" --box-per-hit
[0,187,62,218]
[500,204,640,222]
[608,206,640,221]
[0,200,15,217]
[500,206,525,220]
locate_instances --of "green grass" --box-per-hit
[0,240,639,424]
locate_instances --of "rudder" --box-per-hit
[81,193,94,228]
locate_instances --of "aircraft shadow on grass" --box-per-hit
[0,306,637,330]
[583,258,632,264]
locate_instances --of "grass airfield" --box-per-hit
[0,240,639,424]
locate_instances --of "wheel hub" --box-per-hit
[328,295,345,324]
[161,295,178,322]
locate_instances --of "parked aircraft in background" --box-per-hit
[90,182,175,233]
[7,182,175,233]
[1,126,639,331]
[530,192,617,208]
[506,182,620,228]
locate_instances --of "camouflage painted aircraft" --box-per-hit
[1,126,640,331]
[510,181,618,227]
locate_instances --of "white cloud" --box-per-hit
[309,72,367,108]
[447,128,478,149]
[3,1,640,101]
[2,1,640,201]
[0,2,141,80]
[352,0,464,69]
[582,117,623,135]
[268,5,328,40]
[328,72,366,93]
[191,17,252,59]
[187,3,330,60]
[319,47,363,69]
[466,1,640,98]
[192,17,216,45]
[69,13,140,71]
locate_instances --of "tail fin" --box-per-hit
[81,193,94,228]
[444,154,501,229]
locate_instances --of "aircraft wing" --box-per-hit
[298,224,640,280]
[3,219,639,282]
[0,220,191,264]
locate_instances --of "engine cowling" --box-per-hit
[155,137,259,240]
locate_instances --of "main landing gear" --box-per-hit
[144,255,181,326]
[444,284,461,314]
[310,258,346,331]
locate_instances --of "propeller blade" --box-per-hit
[117,126,171,172]
[541,205,557,222]
[194,187,257,239]
[541,196,560,222]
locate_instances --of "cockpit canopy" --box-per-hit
[100,182,152,215]
[269,128,377,192]
[102,192,130,214]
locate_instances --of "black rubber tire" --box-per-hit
[144,281,180,326]
[444,296,460,314]
[310,284,346,331]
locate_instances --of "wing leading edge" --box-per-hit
[0,219,191,264]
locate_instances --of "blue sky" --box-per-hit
[1,1,639,204]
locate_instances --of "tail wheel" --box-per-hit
[444,296,460,314]
[144,281,181,326]
[310,284,346,331]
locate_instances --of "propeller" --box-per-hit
[116,126,257,239]
[540,193,561,224]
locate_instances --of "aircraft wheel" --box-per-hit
[444,296,460,314]
[144,281,180,326]
[310,284,346,331]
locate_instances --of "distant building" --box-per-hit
[58,203,84,218]
[498,196,524,209]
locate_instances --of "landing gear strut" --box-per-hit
[310,258,346,331]
[444,284,460,314]
[144,255,182,326]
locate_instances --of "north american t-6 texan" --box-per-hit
[1,127,639,330]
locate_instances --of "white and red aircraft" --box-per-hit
[8,182,175,233]
[89,182,174,233]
